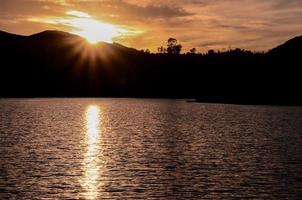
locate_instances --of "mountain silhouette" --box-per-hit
[269,35,302,56]
[0,30,301,105]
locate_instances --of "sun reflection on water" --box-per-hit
[83,105,101,200]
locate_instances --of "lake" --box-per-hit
[0,98,301,199]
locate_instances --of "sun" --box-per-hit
[65,11,125,44]
[70,18,122,44]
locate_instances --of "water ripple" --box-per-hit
[0,99,302,199]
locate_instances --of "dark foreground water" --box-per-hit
[0,99,302,199]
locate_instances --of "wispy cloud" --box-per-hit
[0,0,301,52]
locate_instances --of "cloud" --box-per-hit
[69,0,192,21]
[66,10,92,18]
[0,0,302,52]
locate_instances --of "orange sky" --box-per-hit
[1,0,302,52]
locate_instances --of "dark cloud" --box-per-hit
[0,0,64,16]
[138,4,191,18]
[68,0,192,20]
[272,0,302,9]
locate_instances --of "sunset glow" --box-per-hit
[61,10,132,44]
[71,18,121,44]
[1,0,302,51]
[66,11,126,44]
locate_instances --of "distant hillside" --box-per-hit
[0,30,301,105]
[0,30,139,55]
[269,36,302,56]
[0,30,25,38]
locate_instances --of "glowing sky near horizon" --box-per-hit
[1,0,302,52]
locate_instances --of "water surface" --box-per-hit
[0,99,302,199]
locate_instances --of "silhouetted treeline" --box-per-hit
[0,30,301,105]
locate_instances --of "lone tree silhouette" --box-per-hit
[189,48,197,54]
[208,49,215,55]
[167,38,182,54]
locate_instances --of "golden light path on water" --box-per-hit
[83,105,102,200]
